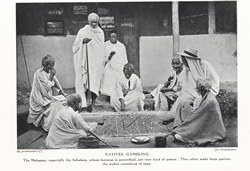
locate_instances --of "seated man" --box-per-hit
[46,94,98,149]
[27,55,66,131]
[169,47,220,115]
[173,77,226,146]
[111,63,145,112]
[150,57,183,111]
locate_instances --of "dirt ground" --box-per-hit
[17,82,238,149]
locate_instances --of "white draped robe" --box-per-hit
[27,68,66,131]
[170,59,220,115]
[151,69,181,111]
[46,107,97,149]
[111,74,145,112]
[72,25,105,107]
[100,40,128,96]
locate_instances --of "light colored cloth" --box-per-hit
[111,74,145,112]
[46,107,97,149]
[27,68,66,131]
[169,67,198,114]
[170,59,220,114]
[151,69,181,111]
[173,93,226,145]
[200,60,220,95]
[72,25,105,107]
[186,58,220,95]
[100,40,128,96]
[88,13,99,21]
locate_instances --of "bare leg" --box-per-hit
[91,92,97,107]
[85,90,97,112]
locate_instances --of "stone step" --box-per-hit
[17,130,43,149]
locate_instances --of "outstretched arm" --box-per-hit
[75,115,97,132]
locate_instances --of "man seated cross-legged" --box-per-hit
[111,63,145,112]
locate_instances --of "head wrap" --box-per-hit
[185,57,204,80]
[88,13,99,22]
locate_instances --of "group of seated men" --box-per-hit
[26,47,226,148]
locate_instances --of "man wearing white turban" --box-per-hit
[72,13,105,112]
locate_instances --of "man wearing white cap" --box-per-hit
[72,13,105,112]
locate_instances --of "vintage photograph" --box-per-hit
[16,1,237,149]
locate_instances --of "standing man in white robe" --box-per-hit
[46,94,97,149]
[111,63,145,112]
[72,13,105,112]
[27,55,66,131]
[100,30,128,99]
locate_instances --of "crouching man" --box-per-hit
[46,94,97,149]
[111,63,145,112]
